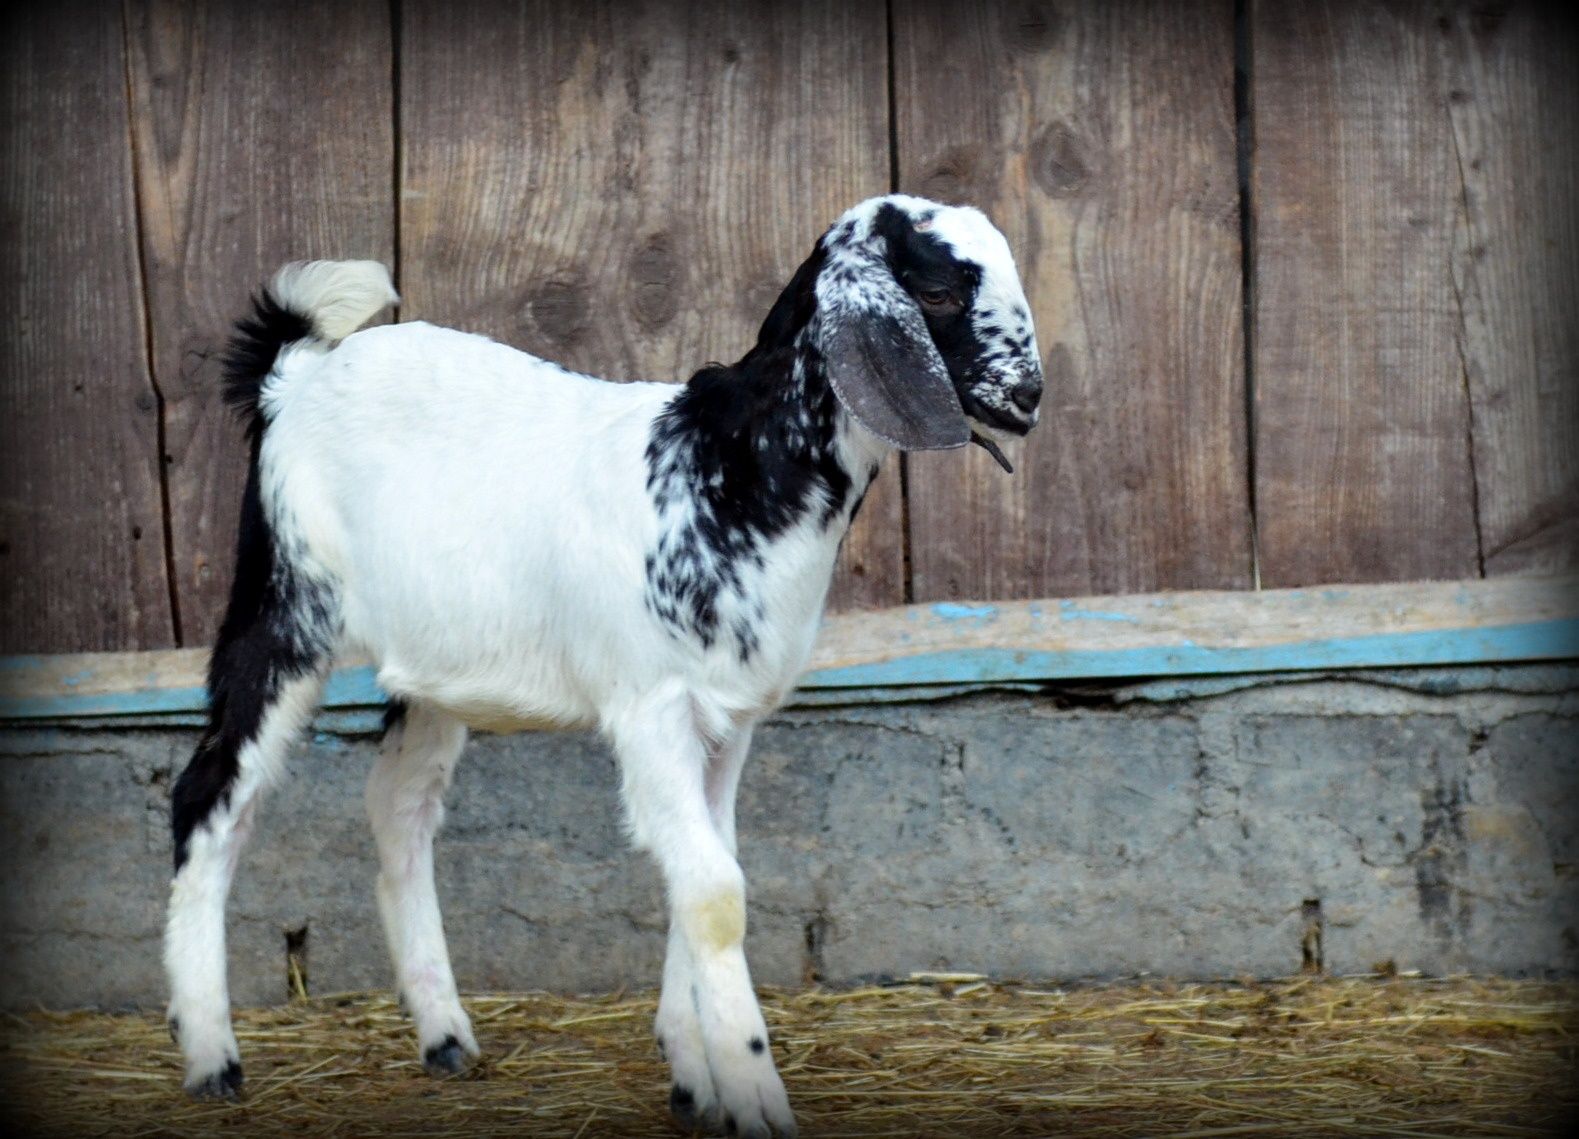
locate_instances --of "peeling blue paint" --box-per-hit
[805,620,1579,688]
[3,620,1576,722]
[1058,599,1141,623]
[931,602,999,623]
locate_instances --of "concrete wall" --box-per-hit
[2,665,1575,1010]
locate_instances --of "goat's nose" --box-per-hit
[1009,375,1042,414]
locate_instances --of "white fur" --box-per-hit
[365,703,478,1065]
[271,260,399,342]
[165,670,325,1091]
[165,196,1038,1137]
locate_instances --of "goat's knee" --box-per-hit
[679,878,747,957]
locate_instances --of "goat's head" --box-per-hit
[810,195,1042,472]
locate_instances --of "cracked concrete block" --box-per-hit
[2,667,1576,1009]
[0,732,178,1007]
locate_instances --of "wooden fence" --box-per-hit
[2,0,1575,655]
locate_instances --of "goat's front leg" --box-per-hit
[612,694,794,1138]
[653,723,759,1130]
[706,724,755,858]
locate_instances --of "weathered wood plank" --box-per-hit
[0,1,174,652]
[1444,3,1579,575]
[1252,0,1480,586]
[810,573,1579,685]
[126,0,395,645]
[398,0,900,611]
[6,575,1575,718]
[895,0,1251,601]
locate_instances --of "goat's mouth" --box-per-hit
[961,394,1036,437]
[959,394,1036,473]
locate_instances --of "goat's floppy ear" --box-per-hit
[818,252,970,451]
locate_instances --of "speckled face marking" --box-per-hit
[641,193,1041,664]
[875,201,1042,437]
[818,195,1043,471]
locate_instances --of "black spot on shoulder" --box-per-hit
[644,236,856,656]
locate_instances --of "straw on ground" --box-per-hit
[2,976,1574,1137]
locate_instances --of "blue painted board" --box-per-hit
[3,619,1575,721]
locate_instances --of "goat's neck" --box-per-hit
[736,328,886,536]
[642,323,888,657]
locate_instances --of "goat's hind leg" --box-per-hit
[366,700,478,1076]
[165,648,328,1098]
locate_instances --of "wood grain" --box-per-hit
[1252,0,1480,586]
[895,0,1252,602]
[125,0,395,645]
[398,0,900,611]
[0,1,174,652]
[1444,3,1579,575]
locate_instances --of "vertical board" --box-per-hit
[0,2,174,652]
[895,0,1251,602]
[1252,0,1480,586]
[127,0,395,646]
[399,0,901,611]
[1445,4,1579,575]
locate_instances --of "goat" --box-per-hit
[164,193,1042,1137]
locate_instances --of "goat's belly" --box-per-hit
[367,652,604,734]
[435,705,590,735]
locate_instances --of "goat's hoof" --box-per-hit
[724,1114,777,1139]
[185,1059,243,1101]
[422,1034,470,1077]
[670,1083,725,1133]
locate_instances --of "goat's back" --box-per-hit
[259,321,679,725]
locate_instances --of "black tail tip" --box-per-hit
[219,289,314,433]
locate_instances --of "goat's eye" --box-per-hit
[917,288,952,308]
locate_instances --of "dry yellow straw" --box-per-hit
[2,976,1574,1137]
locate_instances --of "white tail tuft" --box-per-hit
[270,260,399,342]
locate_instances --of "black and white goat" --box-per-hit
[165,194,1042,1137]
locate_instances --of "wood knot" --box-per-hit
[1042,342,1073,390]
[629,234,682,331]
[1002,3,1062,52]
[738,277,782,327]
[917,145,978,204]
[526,278,591,349]
[1030,119,1090,197]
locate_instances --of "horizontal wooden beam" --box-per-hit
[2,576,1575,721]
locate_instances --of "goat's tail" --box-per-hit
[222,260,398,428]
